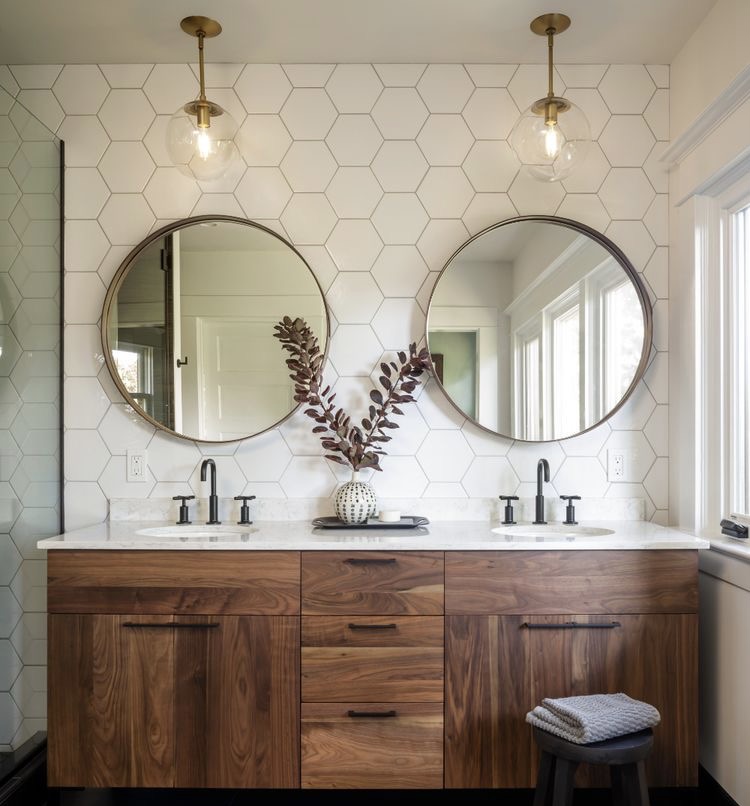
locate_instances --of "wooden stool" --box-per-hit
[532,726,654,806]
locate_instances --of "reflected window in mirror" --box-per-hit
[427,217,652,442]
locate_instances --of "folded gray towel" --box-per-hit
[526,693,661,744]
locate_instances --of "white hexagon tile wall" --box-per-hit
[2,61,670,525]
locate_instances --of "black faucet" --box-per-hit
[200,458,221,524]
[534,458,550,525]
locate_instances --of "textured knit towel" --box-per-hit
[526,693,661,744]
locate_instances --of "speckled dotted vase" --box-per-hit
[334,470,377,524]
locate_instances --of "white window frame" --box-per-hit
[694,171,750,533]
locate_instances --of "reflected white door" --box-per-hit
[197,318,293,440]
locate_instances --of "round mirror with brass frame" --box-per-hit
[101,215,329,443]
[426,215,653,442]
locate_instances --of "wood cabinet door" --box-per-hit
[48,614,176,788]
[525,613,698,788]
[48,614,300,789]
[445,615,533,788]
[445,613,698,789]
[174,615,300,789]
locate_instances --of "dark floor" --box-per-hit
[44,779,725,806]
[1,736,736,806]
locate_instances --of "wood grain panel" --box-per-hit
[48,614,175,788]
[445,615,532,788]
[47,550,300,614]
[302,646,444,702]
[445,551,698,614]
[301,551,444,615]
[302,615,444,646]
[175,616,300,788]
[301,702,443,788]
[525,613,698,788]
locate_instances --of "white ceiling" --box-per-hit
[2,0,716,66]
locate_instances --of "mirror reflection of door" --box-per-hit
[110,235,173,428]
[427,332,478,421]
[104,219,328,442]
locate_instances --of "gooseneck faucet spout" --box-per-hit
[534,458,550,525]
[200,458,221,524]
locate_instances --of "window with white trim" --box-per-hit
[727,201,750,514]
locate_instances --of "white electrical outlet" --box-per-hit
[126,449,147,482]
[607,449,636,482]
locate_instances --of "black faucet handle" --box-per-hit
[499,495,519,525]
[172,495,195,525]
[560,495,581,525]
[234,495,256,526]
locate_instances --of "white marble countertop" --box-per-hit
[37,519,710,551]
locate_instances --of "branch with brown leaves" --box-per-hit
[274,316,432,471]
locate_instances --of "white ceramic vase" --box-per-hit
[334,470,377,524]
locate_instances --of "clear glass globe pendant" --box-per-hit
[165,17,239,182]
[509,14,591,183]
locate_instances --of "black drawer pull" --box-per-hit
[348,623,398,630]
[347,710,397,718]
[344,557,397,565]
[122,622,220,630]
[521,621,621,630]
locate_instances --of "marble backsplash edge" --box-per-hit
[109,496,646,524]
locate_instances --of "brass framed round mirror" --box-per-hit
[426,216,652,442]
[101,215,329,443]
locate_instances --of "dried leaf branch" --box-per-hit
[274,316,431,471]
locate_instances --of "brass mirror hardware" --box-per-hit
[100,215,330,444]
[426,215,653,443]
[509,14,591,182]
[166,16,238,180]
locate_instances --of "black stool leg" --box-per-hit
[533,750,555,806]
[552,758,578,806]
[620,761,650,806]
[611,765,625,806]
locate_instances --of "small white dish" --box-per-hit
[378,510,401,523]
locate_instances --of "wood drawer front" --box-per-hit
[302,616,444,702]
[445,550,699,615]
[48,551,300,615]
[301,703,443,788]
[302,615,443,646]
[301,551,444,615]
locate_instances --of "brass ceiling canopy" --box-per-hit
[180,16,222,38]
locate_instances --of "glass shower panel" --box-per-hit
[0,91,62,750]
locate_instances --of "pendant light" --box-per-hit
[166,16,239,182]
[509,14,590,183]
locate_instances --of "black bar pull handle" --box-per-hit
[347,710,397,718]
[521,621,621,630]
[122,622,219,630]
[348,623,398,631]
[343,557,397,565]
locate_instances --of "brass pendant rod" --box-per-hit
[547,28,555,98]
[197,30,207,101]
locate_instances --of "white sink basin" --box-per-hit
[491,524,615,539]
[136,524,258,540]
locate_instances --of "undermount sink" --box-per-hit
[136,524,258,539]
[491,524,615,539]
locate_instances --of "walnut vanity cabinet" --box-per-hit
[45,545,699,791]
[444,550,699,789]
[46,551,300,789]
[300,551,445,788]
